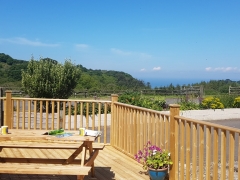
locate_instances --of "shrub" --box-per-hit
[119,92,167,111]
[200,97,224,109]
[233,96,240,108]
[215,95,238,108]
[65,102,111,116]
[179,100,200,110]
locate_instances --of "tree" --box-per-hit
[22,57,81,99]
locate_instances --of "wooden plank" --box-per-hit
[0,145,148,180]
[0,142,84,149]
[205,126,211,180]
[1,141,104,149]
[0,164,91,175]
[34,100,37,129]
[74,101,77,130]
[185,121,190,180]
[51,100,55,129]
[28,100,31,130]
[180,120,184,180]
[220,129,226,180]
[0,157,81,164]
[228,131,235,180]
[212,127,219,180]
[198,124,204,180]
[192,123,198,180]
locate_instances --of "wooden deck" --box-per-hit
[0,145,149,180]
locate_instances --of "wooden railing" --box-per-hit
[2,91,240,179]
[171,115,240,180]
[111,101,170,157]
[3,91,112,144]
[111,97,240,180]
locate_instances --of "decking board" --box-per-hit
[0,145,149,180]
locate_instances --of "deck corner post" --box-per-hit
[4,90,12,127]
[111,94,118,146]
[169,104,180,180]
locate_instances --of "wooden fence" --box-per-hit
[229,86,240,95]
[111,97,240,180]
[2,91,240,179]
[2,91,112,144]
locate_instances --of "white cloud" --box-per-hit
[0,37,60,47]
[75,44,89,50]
[139,53,152,59]
[111,48,131,56]
[140,68,146,72]
[205,67,239,72]
[205,67,212,71]
[76,44,89,48]
[153,67,161,71]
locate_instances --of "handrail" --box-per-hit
[111,101,171,158]
[114,101,170,115]
[11,97,111,103]
[172,114,240,180]
[3,91,112,144]
[2,91,240,179]
[175,115,240,133]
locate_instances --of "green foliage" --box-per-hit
[21,57,80,99]
[0,53,148,92]
[233,97,240,108]
[214,95,238,108]
[75,69,147,91]
[179,100,200,110]
[118,91,142,106]
[65,102,111,116]
[1,53,240,99]
[0,53,28,84]
[119,92,166,111]
[200,97,224,109]
[192,79,240,95]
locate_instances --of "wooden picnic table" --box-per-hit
[0,129,104,180]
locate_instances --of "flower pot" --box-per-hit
[148,167,168,180]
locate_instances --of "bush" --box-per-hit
[179,100,200,110]
[233,96,240,108]
[200,97,224,109]
[65,102,111,116]
[215,95,238,108]
[119,92,167,111]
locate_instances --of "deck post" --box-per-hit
[4,90,12,128]
[0,87,3,126]
[111,94,118,145]
[169,104,180,180]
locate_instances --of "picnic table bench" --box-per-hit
[0,129,104,180]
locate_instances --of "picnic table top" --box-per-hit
[0,129,96,142]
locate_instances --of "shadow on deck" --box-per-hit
[0,146,149,180]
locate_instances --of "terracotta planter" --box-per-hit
[148,167,168,180]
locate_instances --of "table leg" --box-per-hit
[77,175,84,180]
[87,142,95,177]
[81,147,86,166]
[63,143,85,165]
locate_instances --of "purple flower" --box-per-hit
[134,141,172,170]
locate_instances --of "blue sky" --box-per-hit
[1,0,240,86]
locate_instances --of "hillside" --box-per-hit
[0,53,148,91]
[0,53,28,87]
[1,53,239,95]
